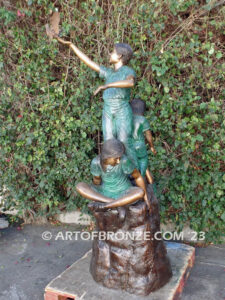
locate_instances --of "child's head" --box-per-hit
[130,98,146,116]
[100,139,125,169]
[111,43,133,65]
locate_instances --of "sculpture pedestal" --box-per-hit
[90,184,172,296]
[44,242,195,300]
[44,185,195,299]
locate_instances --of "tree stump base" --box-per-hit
[90,184,172,296]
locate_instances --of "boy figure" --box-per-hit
[130,98,157,184]
[76,139,150,213]
[95,44,138,168]
[49,28,138,167]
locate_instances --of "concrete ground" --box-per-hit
[0,224,224,300]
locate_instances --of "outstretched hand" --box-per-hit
[93,85,106,96]
[46,24,71,46]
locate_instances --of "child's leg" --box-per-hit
[102,110,115,140]
[139,156,148,177]
[76,182,113,203]
[146,169,154,184]
[102,186,144,209]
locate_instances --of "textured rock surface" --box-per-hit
[90,184,172,296]
[45,242,195,300]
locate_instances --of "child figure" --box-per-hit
[76,139,150,213]
[46,17,138,167]
[130,98,157,184]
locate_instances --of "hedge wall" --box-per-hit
[0,0,224,241]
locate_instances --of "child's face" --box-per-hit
[104,156,121,166]
[109,48,121,64]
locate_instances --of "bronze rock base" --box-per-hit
[90,184,172,296]
[44,242,195,300]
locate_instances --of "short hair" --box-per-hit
[114,43,133,65]
[130,98,146,115]
[100,139,125,169]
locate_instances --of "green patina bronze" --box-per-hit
[132,114,151,176]
[99,65,139,167]
[90,154,135,199]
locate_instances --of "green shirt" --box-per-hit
[90,154,135,199]
[99,65,136,114]
[132,115,150,157]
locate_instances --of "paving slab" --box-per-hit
[181,244,225,300]
[45,242,195,300]
[0,224,92,300]
[1,225,224,300]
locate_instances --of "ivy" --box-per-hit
[0,0,224,241]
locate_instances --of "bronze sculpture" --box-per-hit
[89,184,172,296]
[46,12,172,296]
[46,13,138,168]
[130,98,157,184]
[76,139,150,212]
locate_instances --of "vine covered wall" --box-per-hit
[0,0,224,241]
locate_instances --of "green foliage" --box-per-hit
[0,0,224,241]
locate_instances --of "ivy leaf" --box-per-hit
[221,212,225,222]
[216,52,222,59]
[196,135,204,142]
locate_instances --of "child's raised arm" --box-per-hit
[60,38,100,72]
[46,12,100,72]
